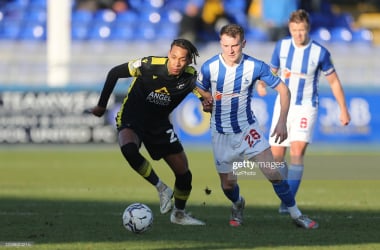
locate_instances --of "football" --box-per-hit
[122,203,153,234]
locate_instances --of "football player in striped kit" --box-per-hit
[197,23,318,229]
[257,9,351,214]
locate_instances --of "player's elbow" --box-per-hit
[276,82,290,95]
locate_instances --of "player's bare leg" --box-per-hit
[271,145,287,177]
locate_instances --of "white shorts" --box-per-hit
[212,122,270,173]
[269,101,318,147]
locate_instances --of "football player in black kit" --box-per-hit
[89,39,205,225]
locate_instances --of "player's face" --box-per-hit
[289,21,310,47]
[167,45,190,76]
[220,34,246,66]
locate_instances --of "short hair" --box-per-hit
[220,24,245,42]
[171,38,199,65]
[289,9,310,28]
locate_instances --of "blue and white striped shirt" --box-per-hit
[197,54,281,134]
[270,38,335,107]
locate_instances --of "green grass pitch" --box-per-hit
[1,145,379,250]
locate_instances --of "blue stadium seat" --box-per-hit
[0,3,25,22]
[246,27,269,42]
[351,28,373,44]
[93,9,116,24]
[108,24,135,41]
[87,23,111,40]
[71,10,93,40]
[72,10,93,24]
[114,11,138,26]
[129,0,161,11]
[71,23,89,40]
[310,27,331,43]
[0,20,22,39]
[23,7,46,24]
[309,13,334,30]
[18,23,46,40]
[28,0,47,9]
[330,27,352,43]
[139,9,161,25]
[160,9,181,25]
[333,13,354,30]
[136,22,157,41]
[155,21,178,40]
[2,0,29,11]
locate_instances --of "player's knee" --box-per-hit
[263,169,283,183]
[175,170,192,191]
[270,179,282,184]
[120,143,145,170]
[221,179,236,190]
[290,155,304,165]
[222,184,235,192]
[273,155,285,162]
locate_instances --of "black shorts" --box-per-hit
[118,121,184,160]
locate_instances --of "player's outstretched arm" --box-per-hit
[86,63,131,117]
[271,82,290,144]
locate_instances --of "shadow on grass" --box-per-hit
[1,197,380,249]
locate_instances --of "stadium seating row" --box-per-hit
[0,0,373,44]
[309,12,373,44]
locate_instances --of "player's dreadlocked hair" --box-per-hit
[171,38,199,65]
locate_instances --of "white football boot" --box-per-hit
[170,208,205,226]
[158,184,173,214]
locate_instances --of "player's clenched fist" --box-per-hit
[201,98,213,113]
[89,105,106,117]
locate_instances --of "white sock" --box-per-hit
[287,205,302,219]
[156,180,165,191]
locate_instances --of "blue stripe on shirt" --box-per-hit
[230,64,244,133]
[296,46,311,105]
[285,44,295,87]
[216,60,226,133]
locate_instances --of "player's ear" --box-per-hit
[241,39,246,48]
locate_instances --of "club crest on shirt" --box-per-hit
[243,78,250,85]
[176,82,186,90]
